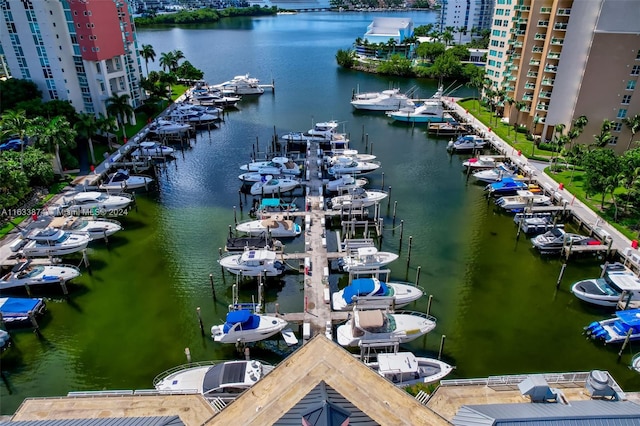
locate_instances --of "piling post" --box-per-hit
[370,142,373,156]
[209,273,217,301]
[238,190,243,210]
[103,229,109,246]
[415,266,421,286]
[600,262,608,278]
[387,186,391,208]
[426,294,433,316]
[556,263,567,289]
[244,347,251,361]
[185,347,192,363]
[82,249,92,275]
[229,224,233,238]
[365,133,369,150]
[60,280,69,298]
[618,328,634,361]
[381,172,385,190]
[28,311,41,336]
[23,282,32,297]
[233,206,237,225]
[392,201,397,225]
[259,282,264,312]
[407,236,413,266]
[197,307,205,336]
[399,220,404,248]
[438,335,446,360]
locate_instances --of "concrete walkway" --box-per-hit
[442,98,640,268]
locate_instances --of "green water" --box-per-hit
[1,11,638,414]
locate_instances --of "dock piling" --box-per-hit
[427,294,433,316]
[556,263,567,289]
[209,273,217,301]
[185,347,191,363]
[438,334,446,360]
[407,235,413,266]
[381,172,385,191]
[618,328,633,361]
[196,307,205,336]
[415,266,421,286]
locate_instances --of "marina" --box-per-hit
[1,10,640,416]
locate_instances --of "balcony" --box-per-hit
[551,38,564,45]
[537,20,549,27]
[554,23,568,31]
[544,64,558,73]
[524,82,536,89]
[523,93,534,101]
[508,76,517,82]
[526,71,539,78]
[536,103,549,111]
[547,52,561,59]
[532,46,544,53]
[541,78,555,86]
[534,33,547,40]
[505,85,515,92]
[529,59,541,66]
[511,53,521,59]
[514,41,523,48]
[539,91,552,99]
[557,8,571,16]
[521,106,531,113]
[540,7,552,14]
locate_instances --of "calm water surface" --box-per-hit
[1,11,638,414]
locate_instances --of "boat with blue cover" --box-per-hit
[210,309,289,343]
[332,277,424,311]
[0,297,46,326]
[485,177,530,196]
[584,308,640,344]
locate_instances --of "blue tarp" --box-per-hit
[0,297,42,319]
[223,309,260,334]
[225,309,251,324]
[261,198,281,207]
[342,278,388,303]
[615,308,640,326]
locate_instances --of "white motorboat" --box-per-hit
[153,359,274,400]
[0,260,81,292]
[99,169,154,191]
[211,309,289,343]
[366,352,454,386]
[447,134,487,152]
[239,172,274,183]
[632,353,640,373]
[386,87,449,124]
[495,190,552,212]
[169,104,219,125]
[462,155,505,170]
[337,247,399,272]
[584,308,640,344]
[21,228,90,257]
[35,216,122,241]
[0,296,46,325]
[328,188,388,209]
[133,141,175,158]
[351,88,416,111]
[531,228,600,255]
[332,277,424,311]
[571,263,640,308]
[150,119,192,135]
[471,164,521,184]
[214,74,264,95]
[249,175,299,196]
[239,157,301,176]
[281,120,349,145]
[329,149,377,162]
[218,248,286,277]
[513,212,563,234]
[191,89,241,108]
[325,175,368,192]
[54,191,134,216]
[328,157,381,176]
[336,308,437,346]
[236,218,301,238]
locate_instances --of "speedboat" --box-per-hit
[632,353,640,373]
[336,308,437,346]
[239,157,301,176]
[153,359,274,400]
[21,228,90,257]
[328,158,381,176]
[54,191,134,216]
[236,218,301,238]
[531,228,600,255]
[214,74,264,95]
[513,213,563,235]
[351,88,416,111]
[447,134,487,152]
[281,120,349,145]
[150,119,192,135]
[387,87,447,124]
[471,164,521,184]
[99,169,154,191]
[218,248,286,277]
[332,277,424,311]
[250,198,299,217]
[337,247,399,272]
[325,175,368,192]
[169,104,220,125]
[495,190,552,212]
[365,352,454,386]
[584,308,640,344]
[485,177,530,196]
[463,155,504,170]
[33,215,122,241]
[0,260,81,292]
[133,141,175,158]
[0,297,46,326]
[329,149,377,162]
[328,187,388,209]
[428,121,467,136]
[190,88,241,108]
[571,262,640,308]
[249,175,299,196]
[211,309,289,343]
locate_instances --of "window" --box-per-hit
[632,65,640,75]
[501,31,507,37]
[617,108,628,119]
[622,94,632,104]
[499,41,505,48]
[492,29,501,36]
[612,122,623,132]
[498,51,503,58]
[491,40,499,47]
[636,50,640,60]
[627,80,637,90]
[609,136,618,145]
[489,49,497,57]
[496,8,504,15]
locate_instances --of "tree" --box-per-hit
[623,113,640,151]
[0,79,41,113]
[455,25,467,45]
[336,49,356,68]
[74,113,99,165]
[567,115,588,150]
[430,50,462,79]
[376,54,413,77]
[0,155,29,209]
[415,42,445,62]
[582,148,620,209]
[550,123,566,159]
[594,119,614,148]
[447,45,470,61]
[139,44,156,76]
[159,51,176,72]
[158,72,178,101]
[413,23,435,37]
[0,109,34,169]
[105,94,135,142]
[2,147,54,187]
[441,31,454,46]
[32,116,76,176]
[513,101,527,142]
[175,61,204,81]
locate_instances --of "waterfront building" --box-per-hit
[246,0,331,10]
[485,0,640,153]
[362,17,414,44]
[0,0,144,117]
[438,0,495,45]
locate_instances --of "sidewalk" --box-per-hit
[442,98,639,267]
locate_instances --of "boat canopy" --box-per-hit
[357,310,385,328]
[223,309,260,333]
[377,352,418,374]
[607,273,640,292]
[202,362,248,394]
[357,247,378,256]
[616,308,640,326]
[0,297,42,319]
[342,278,388,303]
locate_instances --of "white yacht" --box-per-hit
[214,74,264,95]
[328,187,388,209]
[34,216,122,241]
[211,309,289,343]
[218,248,286,277]
[236,218,301,238]
[571,263,640,308]
[337,247,398,272]
[472,164,521,184]
[150,119,192,135]
[281,120,349,145]
[325,175,368,192]
[328,157,381,176]
[54,191,133,216]
[249,175,299,196]
[99,169,154,191]
[446,134,487,152]
[21,228,90,257]
[366,352,454,386]
[495,190,552,212]
[0,260,81,292]
[332,277,424,311]
[351,88,415,111]
[133,141,175,158]
[239,157,301,176]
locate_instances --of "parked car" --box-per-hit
[0,138,24,152]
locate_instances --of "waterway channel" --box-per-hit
[1,10,638,415]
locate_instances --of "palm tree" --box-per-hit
[95,114,117,150]
[172,50,185,64]
[0,109,33,169]
[74,113,99,165]
[139,44,156,76]
[33,116,76,176]
[441,31,454,46]
[354,37,363,47]
[551,123,566,161]
[593,119,614,148]
[623,113,640,151]
[105,93,135,143]
[158,72,178,101]
[159,51,175,72]
[513,100,527,142]
[455,25,466,45]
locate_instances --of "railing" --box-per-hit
[526,71,538,78]
[537,20,549,27]
[536,103,549,111]
[557,8,571,15]
[547,52,561,59]
[554,23,568,31]
[524,83,535,89]
[541,79,555,86]
[532,47,544,53]
[522,94,533,101]
[534,33,546,40]
[529,60,540,66]
[539,91,552,99]
[551,38,564,45]
[540,7,551,14]
[544,65,558,73]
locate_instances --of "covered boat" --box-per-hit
[485,177,530,196]
[153,359,274,401]
[366,352,454,386]
[584,308,640,344]
[571,263,640,308]
[211,309,289,343]
[336,308,437,347]
[0,297,46,326]
[513,212,563,235]
[133,141,175,158]
[332,278,424,311]
[446,134,487,152]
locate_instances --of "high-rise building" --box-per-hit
[439,0,495,45]
[0,0,144,117]
[486,0,640,152]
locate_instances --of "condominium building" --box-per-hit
[485,0,640,153]
[438,0,495,45]
[0,0,144,117]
